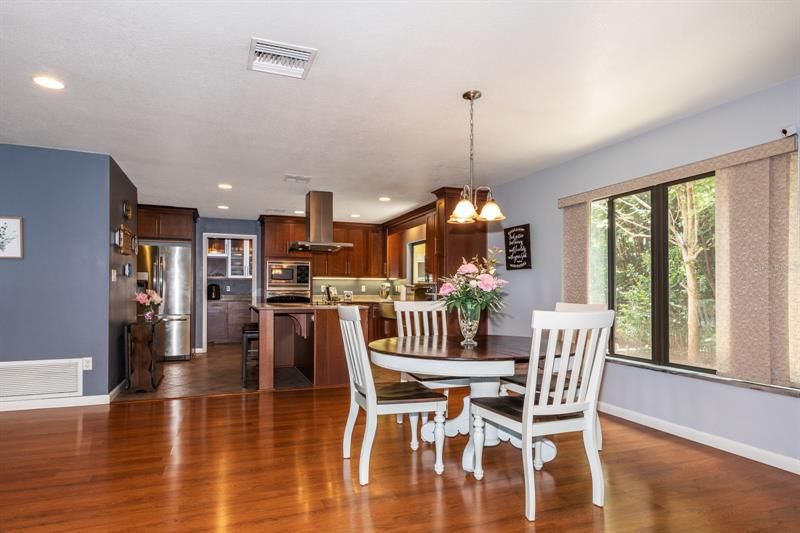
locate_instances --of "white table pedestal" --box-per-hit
[419,378,556,471]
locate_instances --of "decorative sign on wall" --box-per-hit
[0,216,23,259]
[503,224,532,270]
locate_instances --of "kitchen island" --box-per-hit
[251,303,370,390]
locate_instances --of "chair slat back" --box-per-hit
[555,302,607,312]
[523,310,614,422]
[338,306,375,398]
[394,301,448,337]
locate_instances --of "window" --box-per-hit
[591,173,717,372]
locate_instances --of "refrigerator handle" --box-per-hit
[159,256,165,296]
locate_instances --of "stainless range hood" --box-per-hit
[289,191,354,252]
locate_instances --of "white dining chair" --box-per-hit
[501,302,608,457]
[338,305,447,485]
[393,300,469,443]
[471,309,615,521]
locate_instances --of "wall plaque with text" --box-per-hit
[503,224,532,270]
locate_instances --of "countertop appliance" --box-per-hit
[137,242,193,361]
[207,284,221,301]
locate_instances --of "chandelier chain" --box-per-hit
[469,97,475,194]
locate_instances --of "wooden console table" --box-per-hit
[124,319,166,392]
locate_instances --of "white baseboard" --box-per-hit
[599,401,800,475]
[192,347,207,354]
[108,380,125,402]
[0,387,122,412]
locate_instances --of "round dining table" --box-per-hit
[368,334,557,472]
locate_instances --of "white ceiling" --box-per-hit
[1,1,799,222]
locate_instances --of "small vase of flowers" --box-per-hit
[135,290,163,322]
[438,249,508,347]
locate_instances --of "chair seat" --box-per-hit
[501,370,573,390]
[472,395,584,423]
[374,382,447,405]
[408,373,468,382]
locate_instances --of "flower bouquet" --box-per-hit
[135,289,163,322]
[438,249,508,346]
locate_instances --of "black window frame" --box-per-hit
[602,171,717,374]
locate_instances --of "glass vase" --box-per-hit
[458,304,480,347]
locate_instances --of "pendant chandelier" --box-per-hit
[447,89,505,224]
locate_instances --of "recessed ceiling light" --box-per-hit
[350,214,361,218]
[294,210,305,215]
[217,205,229,210]
[378,196,391,202]
[33,75,65,90]
[218,183,233,190]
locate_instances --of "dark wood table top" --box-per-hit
[368,335,532,362]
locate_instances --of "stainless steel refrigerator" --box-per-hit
[137,242,192,361]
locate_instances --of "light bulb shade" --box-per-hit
[451,198,478,219]
[447,214,476,224]
[476,199,506,221]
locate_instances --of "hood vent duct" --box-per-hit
[247,38,318,79]
[289,191,353,253]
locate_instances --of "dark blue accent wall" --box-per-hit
[194,217,261,348]
[0,145,114,396]
[108,158,138,392]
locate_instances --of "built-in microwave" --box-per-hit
[266,260,311,291]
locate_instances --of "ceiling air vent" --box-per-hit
[247,38,318,79]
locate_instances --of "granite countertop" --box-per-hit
[251,303,370,311]
[219,295,253,302]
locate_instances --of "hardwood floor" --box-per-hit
[115,344,258,402]
[2,385,798,531]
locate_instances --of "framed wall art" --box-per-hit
[0,216,23,259]
[503,223,531,270]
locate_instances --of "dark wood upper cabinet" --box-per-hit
[137,205,198,241]
[326,226,350,276]
[263,217,384,278]
[260,216,311,259]
[386,231,404,279]
[367,226,386,277]
[137,209,160,239]
[425,212,438,279]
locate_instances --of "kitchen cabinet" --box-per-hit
[260,216,311,259]
[207,302,229,344]
[137,205,198,241]
[206,238,253,279]
[207,300,253,344]
[367,226,386,277]
[386,232,405,279]
[307,222,383,278]
[425,212,438,279]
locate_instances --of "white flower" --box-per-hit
[469,280,478,287]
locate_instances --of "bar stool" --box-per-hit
[241,322,259,387]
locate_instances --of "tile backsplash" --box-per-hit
[207,278,253,296]
[312,277,392,297]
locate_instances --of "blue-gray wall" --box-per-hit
[194,217,261,348]
[488,76,800,462]
[0,145,113,396]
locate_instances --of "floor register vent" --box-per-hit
[0,359,84,401]
[247,38,318,79]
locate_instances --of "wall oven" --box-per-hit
[265,260,311,302]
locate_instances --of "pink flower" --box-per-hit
[147,290,162,305]
[438,282,456,296]
[477,274,496,292]
[135,293,149,305]
[456,262,479,275]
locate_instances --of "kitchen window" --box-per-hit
[590,172,717,372]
